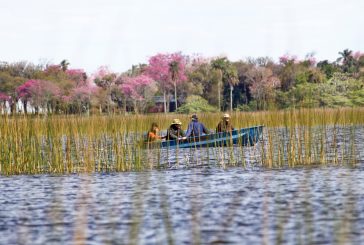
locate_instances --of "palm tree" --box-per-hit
[337,49,358,73]
[338,49,352,64]
[211,58,238,111]
[169,60,179,111]
[211,58,227,111]
[226,66,239,111]
[60,59,70,72]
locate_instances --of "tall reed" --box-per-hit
[0,107,363,175]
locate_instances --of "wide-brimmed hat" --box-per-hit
[171,119,182,125]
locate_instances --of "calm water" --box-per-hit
[1,166,364,245]
[1,126,364,244]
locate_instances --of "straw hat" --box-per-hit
[171,119,182,125]
[223,113,230,119]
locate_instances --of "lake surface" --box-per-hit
[1,126,364,244]
[1,165,364,245]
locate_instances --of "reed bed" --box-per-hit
[0,107,363,175]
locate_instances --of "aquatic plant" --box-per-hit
[0,108,363,175]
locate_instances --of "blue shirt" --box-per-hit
[185,121,210,138]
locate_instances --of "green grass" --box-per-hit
[0,107,363,175]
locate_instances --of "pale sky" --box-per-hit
[1,0,363,73]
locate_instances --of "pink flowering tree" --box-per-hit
[279,54,298,65]
[16,80,34,114]
[66,69,87,87]
[92,66,117,89]
[0,92,10,102]
[145,54,170,113]
[67,85,97,114]
[44,64,63,76]
[352,51,364,61]
[169,52,188,111]
[247,67,281,110]
[92,66,117,114]
[303,53,317,67]
[16,79,61,114]
[352,51,364,68]
[0,92,10,113]
[146,52,188,113]
[120,75,157,113]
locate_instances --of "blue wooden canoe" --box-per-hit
[145,125,264,149]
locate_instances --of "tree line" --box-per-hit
[0,49,363,115]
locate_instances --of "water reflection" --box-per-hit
[1,166,364,244]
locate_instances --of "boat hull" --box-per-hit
[146,125,264,149]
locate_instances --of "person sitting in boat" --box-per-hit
[166,119,186,140]
[216,113,235,133]
[147,122,165,142]
[185,114,210,138]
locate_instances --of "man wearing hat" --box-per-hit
[216,113,234,133]
[166,119,186,140]
[185,114,210,138]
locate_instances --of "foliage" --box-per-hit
[246,66,280,110]
[66,69,87,86]
[121,75,157,113]
[210,57,238,110]
[176,95,218,113]
[317,60,339,79]
[0,92,10,102]
[16,79,61,113]
[93,66,117,89]
[145,53,188,112]
[0,49,364,114]
[65,85,97,113]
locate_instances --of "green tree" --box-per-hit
[317,60,338,79]
[225,65,239,111]
[176,95,218,113]
[337,49,358,74]
[211,58,226,111]
[60,59,70,72]
[211,57,238,111]
[169,60,180,111]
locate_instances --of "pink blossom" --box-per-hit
[68,85,97,104]
[121,75,155,101]
[91,66,117,88]
[44,64,62,75]
[16,80,61,105]
[249,67,281,102]
[0,92,10,102]
[66,69,87,85]
[62,95,72,103]
[169,52,188,82]
[145,53,171,88]
[279,54,298,65]
[94,66,111,78]
[352,51,364,60]
[16,80,36,100]
[91,66,115,82]
[145,52,188,90]
[306,57,317,66]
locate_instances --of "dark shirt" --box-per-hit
[185,121,210,138]
[216,121,234,133]
[166,125,185,140]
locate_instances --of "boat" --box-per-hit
[145,125,264,149]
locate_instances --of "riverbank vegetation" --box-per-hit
[0,49,363,115]
[0,108,363,175]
